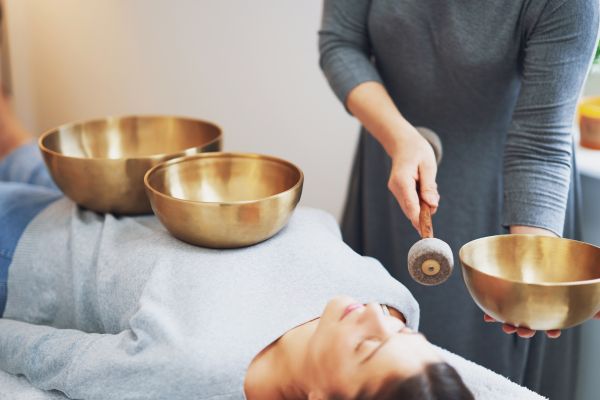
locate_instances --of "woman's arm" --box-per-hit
[0,318,194,399]
[503,0,599,237]
[509,225,557,235]
[346,82,440,233]
[319,0,439,233]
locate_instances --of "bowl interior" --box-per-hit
[147,154,302,203]
[41,116,221,159]
[460,235,600,284]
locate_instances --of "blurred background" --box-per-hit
[4,0,359,219]
[2,1,599,399]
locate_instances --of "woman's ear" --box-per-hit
[308,390,325,400]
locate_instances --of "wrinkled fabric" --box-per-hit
[0,143,61,316]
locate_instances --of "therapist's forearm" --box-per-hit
[509,225,557,236]
[347,81,440,230]
[346,81,417,156]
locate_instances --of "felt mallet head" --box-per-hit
[408,237,454,285]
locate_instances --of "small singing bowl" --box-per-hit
[39,115,222,214]
[144,152,303,248]
[459,235,600,330]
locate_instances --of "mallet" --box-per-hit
[407,127,453,286]
[407,199,454,285]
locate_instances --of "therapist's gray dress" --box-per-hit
[319,0,598,398]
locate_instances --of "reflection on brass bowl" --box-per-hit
[39,115,222,214]
[144,152,303,248]
[459,235,600,330]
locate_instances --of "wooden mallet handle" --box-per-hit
[419,199,434,239]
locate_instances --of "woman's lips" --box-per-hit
[341,303,364,320]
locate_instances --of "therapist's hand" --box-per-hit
[486,311,600,336]
[346,82,439,236]
[509,225,558,236]
[387,126,440,235]
[483,314,561,339]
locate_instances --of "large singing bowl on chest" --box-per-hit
[459,235,600,330]
[144,152,303,248]
[39,115,222,214]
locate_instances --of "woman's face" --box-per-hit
[304,296,441,399]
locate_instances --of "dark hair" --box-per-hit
[354,362,474,400]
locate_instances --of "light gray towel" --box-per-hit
[0,348,547,400]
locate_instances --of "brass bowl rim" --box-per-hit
[144,152,304,206]
[38,114,223,161]
[459,234,600,287]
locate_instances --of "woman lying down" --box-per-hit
[0,133,482,399]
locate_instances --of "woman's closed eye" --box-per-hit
[356,337,380,354]
[356,337,385,364]
[357,325,413,363]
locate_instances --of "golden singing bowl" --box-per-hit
[144,152,304,248]
[459,235,600,330]
[39,115,222,214]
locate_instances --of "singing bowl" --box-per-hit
[39,115,222,214]
[459,235,600,330]
[144,152,303,248]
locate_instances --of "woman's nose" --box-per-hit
[359,303,391,334]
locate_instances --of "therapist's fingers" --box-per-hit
[485,314,515,333]
[594,311,600,319]
[486,314,560,338]
[418,160,439,215]
[483,314,495,322]
[388,172,421,233]
[502,324,517,334]
[504,324,561,339]
[500,323,534,338]
[515,326,536,338]
[546,330,561,339]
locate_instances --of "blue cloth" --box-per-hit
[0,143,62,316]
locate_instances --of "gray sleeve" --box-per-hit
[503,0,599,235]
[318,0,382,107]
[0,319,196,400]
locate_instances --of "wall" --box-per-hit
[5,0,359,219]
